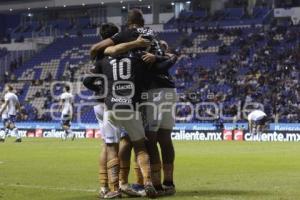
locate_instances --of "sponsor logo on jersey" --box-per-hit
[114,83,133,91]
[111,97,132,103]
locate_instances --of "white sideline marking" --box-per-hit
[0,183,97,193]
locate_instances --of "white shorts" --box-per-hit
[93,103,105,128]
[102,110,145,144]
[143,88,177,132]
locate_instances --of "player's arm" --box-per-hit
[83,75,101,92]
[59,98,64,112]
[83,63,103,92]
[90,38,115,59]
[71,98,74,119]
[16,99,21,113]
[155,53,178,71]
[104,36,150,56]
[0,101,8,115]
[142,53,178,72]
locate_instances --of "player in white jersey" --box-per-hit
[247,110,268,141]
[0,85,21,142]
[0,98,9,142]
[60,85,75,140]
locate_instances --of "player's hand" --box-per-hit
[135,35,151,48]
[142,52,156,64]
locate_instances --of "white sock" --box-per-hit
[12,128,20,139]
[1,128,10,139]
[66,129,74,140]
[5,128,10,136]
[1,131,5,139]
[62,131,67,140]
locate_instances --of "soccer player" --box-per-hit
[247,109,268,141]
[96,9,177,196]
[83,22,119,198]
[248,109,268,139]
[86,22,151,198]
[0,85,21,142]
[97,19,158,198]
[60,85,75,141]
[0,98,9,142]
[141,40,178,195]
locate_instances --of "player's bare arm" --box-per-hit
[16,102,21,113]
[0,101,8,115]
[90,38,115,59]
[104,35,151,56]
[142,52,156,64]
[142,52,176,64]
[59,99,64,113]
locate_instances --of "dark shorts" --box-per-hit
[253,116,267,126]
[2,118,8,126]
[61,115,71,127]
[8,115,16,124]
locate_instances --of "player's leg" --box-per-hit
[61,115,74,140]
[248,121,252,134]
[132,138,157,198]
[9,116,21,143]
[134,156,144,185]
[118,135,131,186]
[130,155,146,196]
[143,91,163,191]
[61,119,68,140]
[66,120,75,141]
[105,143,120,198]
[102,111,122,199]
[121,111,157,198]
[93,104,109,198]
[62,124,69,140]
[118,135,142,197]
[157,128,176,195]
[99,142,109,198]
[145,131,162,190]
[118,133,147,197]
[249,120,256,140]
[0,120,9,142]
[256,119,266,142]
[156,88,177,195]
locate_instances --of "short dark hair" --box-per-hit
[64,85,70,92]
[160,40,169,51]
[127,9,144,27]
[100,23,119,39]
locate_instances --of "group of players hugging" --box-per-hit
[83,9,178,199]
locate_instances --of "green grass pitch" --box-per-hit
[0,138,300,200]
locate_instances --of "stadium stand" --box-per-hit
[1,6,299,124]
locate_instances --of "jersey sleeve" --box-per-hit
[4,94,9,101]
[110,32,126,45]
[152,55,177,73]
[60,93,65,100]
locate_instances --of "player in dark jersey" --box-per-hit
[83,23,119,198]
[84,23,151,199]
[93,9,177,197]
[141,41,178,195]
[100,45,159,198]
[90,9,176,198]
[105,39,178,197]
